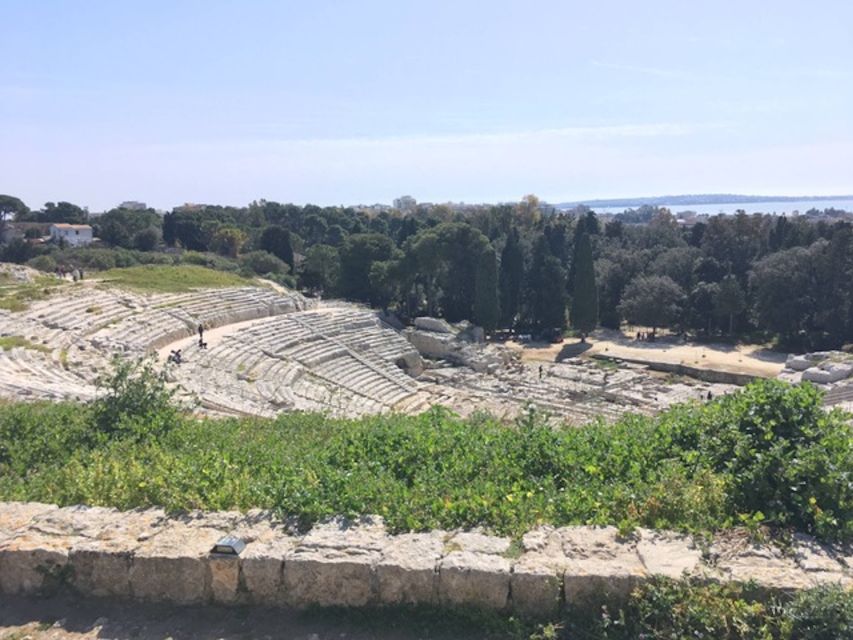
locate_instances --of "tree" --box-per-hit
[339,233,394,302]
[300,244,340,294]
[618,275,685,332]
[570,232,598,340]
[473,247,500,333]
[525,237,567,330]
[259,226,294,269]
[96,208,161,249]
[211,226,247,258]
[749,247,816,340]
[499,227,524,328]
[0,195,29,233]
[239,251,288,276]
[713,274,746,334]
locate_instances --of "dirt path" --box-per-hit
[155,315,281,363]
[506,331,787,378]
[0,595,511,640]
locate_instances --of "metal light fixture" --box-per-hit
[211,535,246,556]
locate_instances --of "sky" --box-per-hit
[1,0,852,211]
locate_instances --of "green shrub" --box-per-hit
[0,380,849,542]
[693,380,853,540]
[239,250,289,276]
[91,358,181,442]
[782,584,853,640]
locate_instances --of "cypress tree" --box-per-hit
[499,227,523,328]
[474,247,500,333]
[571,232,598,341]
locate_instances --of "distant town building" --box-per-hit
[49,223,93,247]
[118,200,147,211]
[393,195,417,212]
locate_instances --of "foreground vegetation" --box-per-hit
[97,264,250,293]
[0,362,850,542]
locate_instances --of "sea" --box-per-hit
[587,198,853,216]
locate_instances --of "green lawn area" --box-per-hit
[0,336,51,353]
[97,264,250,293]
[0,276,64,312]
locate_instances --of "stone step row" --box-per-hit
[0,503,849,619]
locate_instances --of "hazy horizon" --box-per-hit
[2,1,851,211]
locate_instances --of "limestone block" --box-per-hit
[792,534,845,574]
[241,539,291,605]
[210,555,241,604]
[438,551,511,610]
[69,508,165,598]
[0,502,58,538]
[284,546,379,607]
[802,363,853,384]
[129,520,225,604]
[377,532,443,605]
[558,526,646,603]
[713,539,814,591]
[414,317,455,334]
[0,532,70,595]
[300,516,387,552]
[511,554,562,617]
[447,530,511,555]
[636,529,702,579]
[786,354,814,371]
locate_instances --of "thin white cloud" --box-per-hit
[138,121,710,154]
[590,60,685,79]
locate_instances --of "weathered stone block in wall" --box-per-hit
[0,533,70,595]
[0,504,118,595]
[712,536,843,592]
[283,516,387,608]
[69,508,166,598]
[0,502,57,540]
[636,529,702,579]
[438,550,511,610]
[284,546,380,607]
[511,555,563,617]
[129,518,229,605]
[438,530,512,610]
[235,512,298,606]
[377,532,443,605]
[559,526,646,604]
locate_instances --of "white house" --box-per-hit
[49,224,93,247]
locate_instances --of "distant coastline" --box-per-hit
[556,194,853,210]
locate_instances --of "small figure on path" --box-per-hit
[538,364,544,380]
[198,323,204,340]
[707,390,713,401]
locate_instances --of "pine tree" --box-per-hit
[526,237,567,331]
[474,247,500,333]
[571,232,598,341]
[499,227,524,328]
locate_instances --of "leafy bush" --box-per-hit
[691,380,853,540]
[26,254,57,273]
[239,250,289,276]
[91,358,181,442]
[0,379,849,542]
[565,579,852,640]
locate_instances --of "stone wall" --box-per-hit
[0,503,849,617]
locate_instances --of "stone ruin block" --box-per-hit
[635,528,703,580]
[558,526,647,604]
[0,504,118,596]
[234,512,297,606]
[438,550,511,610]
[283,516,387,608]
[129,514,238,605]
[376,532,443,605]
[437,530,512,610]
